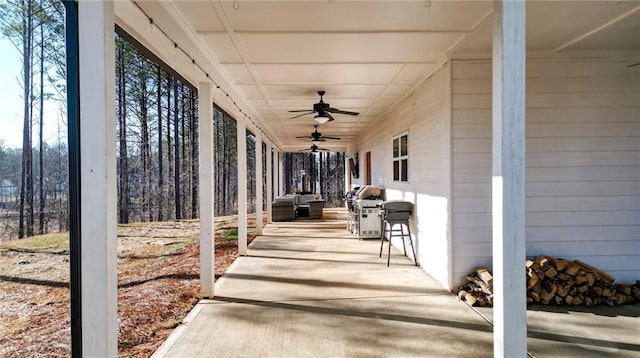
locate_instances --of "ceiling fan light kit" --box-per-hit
[296,124,341,143]
[289,90,360,123]
[314,115,330,124]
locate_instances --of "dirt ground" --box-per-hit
[0,214,260,357]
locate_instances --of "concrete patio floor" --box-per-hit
[153,208,640,358]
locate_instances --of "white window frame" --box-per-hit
[392,131,409,182]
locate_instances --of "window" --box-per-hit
[392,131,408,182]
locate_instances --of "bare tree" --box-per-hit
[116,37,130,223]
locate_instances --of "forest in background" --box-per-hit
[0,0,345,241]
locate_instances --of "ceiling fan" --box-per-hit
[298,144,328,153]
[289,90,359,124]
[296,124,341,142]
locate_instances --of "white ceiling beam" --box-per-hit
[198,29,471,35]
[552,4,640,53]
[221,60,439,65]
[159,0,282,149]
[207,0,282,124]
[446,9,493,57]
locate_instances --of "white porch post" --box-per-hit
[255,133,263,234]
[237,116,248,255]
[266,142,273,223]
[78,1,117,356]
[278,151,284,195]
[198,82,214,298]
[492,1,527,357]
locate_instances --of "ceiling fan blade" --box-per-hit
[628,62,640,68]
[317,148,329,151]
[327,108,359,116]
[289,111,314,119]
[295,135,313,139]
[289,109,314,112]
[326,112,336,122]
[322,136,341,140]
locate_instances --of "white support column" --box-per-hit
[237,116,248,255]
[278,151,284,195]
[78,1,117,356]
[492,1,527,357]
[266,142,273,223]
[255,133,263,234]
[198,82,214,298]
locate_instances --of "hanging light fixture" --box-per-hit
[314,114,330,124]
[233,0,240,10]
[149,18,157,32]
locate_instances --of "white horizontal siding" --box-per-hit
[452,58,640,286]
[456,226,640,243]
[456,196,640,213]
[350,63,453,289]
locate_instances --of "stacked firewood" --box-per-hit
[457,256,640,307]
[457,267,494,306]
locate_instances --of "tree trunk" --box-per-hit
[180,84,187,219]
[138,61,151,222]
[173,79,181,219]
[319,152,324,198]
[156,65,164,221]
[222,116,229,214]
[117,41,130,224]
[38,17,45,234]
[190,91,198,218]
[19,0,34,238]
[166,75,173,218]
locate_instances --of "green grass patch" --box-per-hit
[167,237,197,252]
[0,232,69,251]
[222,228,238,241]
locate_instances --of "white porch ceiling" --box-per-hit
[116,1,640,152]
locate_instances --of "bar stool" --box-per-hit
[378,201,418,267]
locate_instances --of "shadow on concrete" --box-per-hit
[248,254,392,266]
[250,244,377,257]
[221,272,444,295]
[259,234,353,240]
[213,295,492,333]
[527,303,640,318]
[527,329,640,352]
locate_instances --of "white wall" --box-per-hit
[350,62,453,289]
[452,59,640,285]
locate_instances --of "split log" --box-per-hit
[476,267,493,287]
[564,262,581,276]
[544,266,558,279]
[575,260,615,286]
[554,258,568,272]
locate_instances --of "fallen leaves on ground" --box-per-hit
[0,214,260,357]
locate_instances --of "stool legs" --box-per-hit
[406,224,418,266]
[380,221,418,267]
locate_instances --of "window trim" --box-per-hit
[392,131,409,182]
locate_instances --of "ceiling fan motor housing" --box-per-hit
[313,101,330,113]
